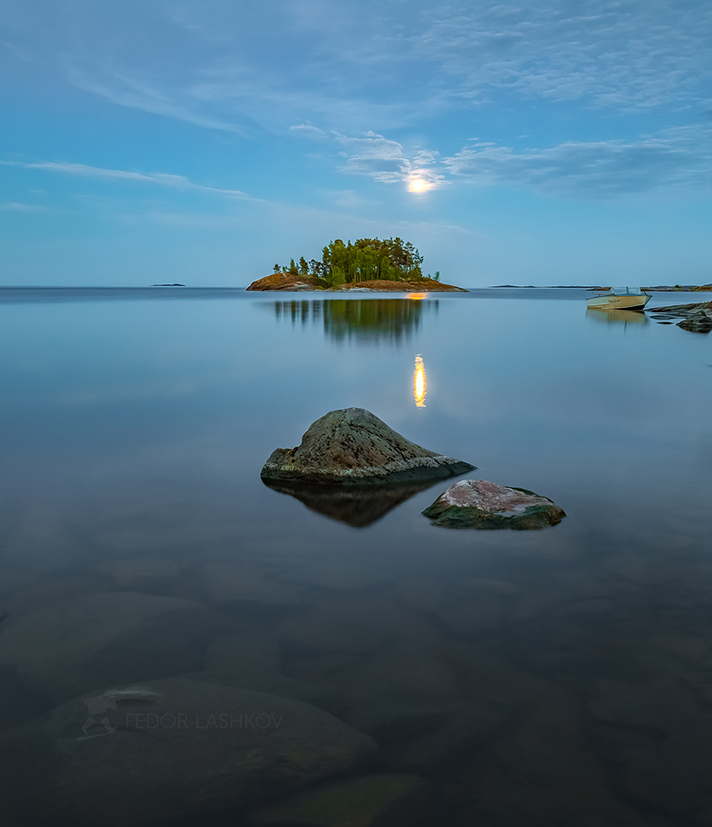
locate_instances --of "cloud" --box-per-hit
[64,64,250,135]
[0,159,248,198]
[289,123,328,140]
[0,202,44,211]
[328,131,447,188]
[443,126,711,198]
[7,0,708,143]
[289,125,449,187]
[412,1,712,112]
[289,121,710,199]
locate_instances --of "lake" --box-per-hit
[0,287,710,826]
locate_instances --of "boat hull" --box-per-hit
[586,294,651,311]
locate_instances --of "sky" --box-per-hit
[0,0,710,287]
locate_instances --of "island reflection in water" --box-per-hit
[272,298,439,344]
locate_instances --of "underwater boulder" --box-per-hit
[246,773,433,826]
[0,678,377,827]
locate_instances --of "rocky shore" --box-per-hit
[246,273,467,292]
[647,300,712,333]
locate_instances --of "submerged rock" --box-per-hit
[0,678,377,827]
[423,480,565,530]
[0,592,230,704]
[246,773,433,826]
[261,408,474,486]
[379,702,506,773]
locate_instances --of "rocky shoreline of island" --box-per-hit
[246,272,467,292]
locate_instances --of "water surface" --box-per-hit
[0,288,710,826]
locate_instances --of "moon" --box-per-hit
[409,178,428,192]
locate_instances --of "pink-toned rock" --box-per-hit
[423,480,565,530]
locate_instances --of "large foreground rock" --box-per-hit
[0,592,230,704]
[261,408,474,485]
[423,480,565,530]
[0,678,377,827]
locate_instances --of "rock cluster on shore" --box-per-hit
[648,301,712,333]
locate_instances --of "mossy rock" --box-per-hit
[423,480,565,530]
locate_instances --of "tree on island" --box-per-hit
[276,237,427,287]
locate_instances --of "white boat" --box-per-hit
[586,287,651,311]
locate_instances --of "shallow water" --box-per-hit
[0,287,710,826]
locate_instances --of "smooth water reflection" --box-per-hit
[586,307,649,326]
[271,297,439,344]
[0,289,711,826]
[261,478,441,527]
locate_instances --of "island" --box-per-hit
[246,237,467,292]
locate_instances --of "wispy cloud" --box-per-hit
[412,1,712,112]
[291,122,711,199]
[290,127,447,188]
[0,159,248,198]
[444,126,711,198]
[6,0,709,140]
[64,64,251,136]
[289,123,328,140]
[0,201,45,211]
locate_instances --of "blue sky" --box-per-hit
[1,0,710,287]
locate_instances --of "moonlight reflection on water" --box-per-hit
[414,355,427,408]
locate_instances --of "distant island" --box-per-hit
[247,237,466,292]
[151,283,185,287]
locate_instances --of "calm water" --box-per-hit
[0,288,710,826]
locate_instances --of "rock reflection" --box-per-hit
[273,299,438,344]
[261,478,439,527]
